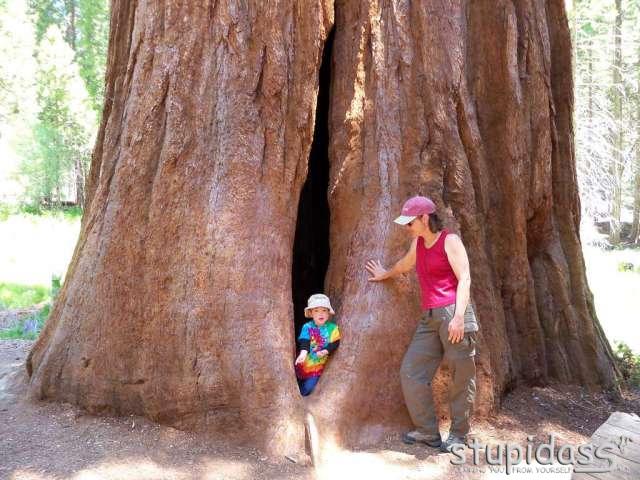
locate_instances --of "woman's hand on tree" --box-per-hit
[366,260,388,281]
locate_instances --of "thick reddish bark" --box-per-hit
[27,0,617,459]
[28,0,333,456]
[304,0,617,454]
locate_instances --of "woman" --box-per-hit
[365,196,479,453]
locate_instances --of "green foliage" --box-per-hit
[29,0,109,113]
[17,203,42,215]
[18,24,96,208]
[2,0,108,209]
[0,0,38,151]
[0,203,13,221]
[0,0,37,124]
[614,341,640,387]
[29,0,66,42]
[50,275,61,296]
[615,257,640,273]
[0,282,50,309]
[617,261,636,272]
[76,0,109,113]
[60,205,82,220]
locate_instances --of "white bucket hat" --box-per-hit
[304,293,335,318]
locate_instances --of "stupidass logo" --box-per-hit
[450,434,634,475]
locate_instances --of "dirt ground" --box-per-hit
[1,340,638,480]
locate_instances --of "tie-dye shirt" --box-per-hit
[295,321,341,379]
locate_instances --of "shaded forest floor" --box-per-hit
[1,340,638,480]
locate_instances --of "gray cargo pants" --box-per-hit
[400,303,477,438]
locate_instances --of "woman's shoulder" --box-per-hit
[443,231,462,246]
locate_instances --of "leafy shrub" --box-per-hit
[614,342,640,387]
[0,204,14,222]
[617,261,636,272]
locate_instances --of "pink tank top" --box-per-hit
[416,230,458,309]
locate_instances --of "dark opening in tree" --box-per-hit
[291,29,334,340]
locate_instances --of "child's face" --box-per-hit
[310,307,330,326]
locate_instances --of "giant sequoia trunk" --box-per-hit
[27,0,618,458]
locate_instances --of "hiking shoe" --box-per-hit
[440,435,466,453]
[402,430,442,447]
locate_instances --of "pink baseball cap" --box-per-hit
[393,196,436,225]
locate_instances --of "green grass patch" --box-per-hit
[16,204,83,222]
[0,202,83,222]
[0,281,51,309]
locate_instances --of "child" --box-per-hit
[295,293,341,396]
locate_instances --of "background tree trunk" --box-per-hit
[631,40,640,244]
[27,0,618,458]
[608,0,623,245]
[74,155,85,209]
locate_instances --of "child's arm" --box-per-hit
[295,325,311,364]
[298,338,310,352]
[317,324,341,357]
[326,339,340,353]
[295,338,311,364]
[316,339,340,357]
